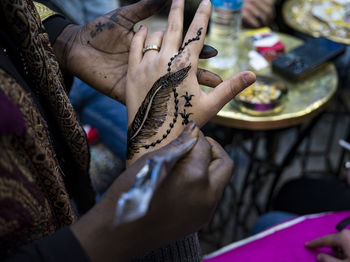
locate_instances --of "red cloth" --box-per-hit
[257,41,285,62]
[86,127,100,145]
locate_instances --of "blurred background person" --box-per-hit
[120,0,277,30]
[242,0,276,28]
[45,0,119,24]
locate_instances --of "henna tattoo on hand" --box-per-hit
[90,22,106,38]
[181,92,194,107]
[90,13,119,38]
[127,66,191,159]
[167,28,203,73]
[109,12,119,23]
[127,28,203,159]
[180,109,193,125]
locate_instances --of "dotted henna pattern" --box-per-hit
[127,28,203,159]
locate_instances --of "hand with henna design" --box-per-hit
[126,0,256,164]
[52,0,222,103]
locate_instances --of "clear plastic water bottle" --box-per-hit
[208,0,244,69]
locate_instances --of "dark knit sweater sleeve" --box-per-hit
[132,233,202,262]
[3,227,90,262]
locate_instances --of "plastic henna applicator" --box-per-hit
[114,131,197,226]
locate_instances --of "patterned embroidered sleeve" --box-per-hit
[0,79,76,257]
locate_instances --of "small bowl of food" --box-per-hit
[234,75,288,116]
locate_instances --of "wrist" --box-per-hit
[126,118,186,166]
[71,168,156,262]
[52,24,81,74]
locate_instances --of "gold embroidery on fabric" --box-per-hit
[0,69,75,223]
[0,69,76,254]
[0,177,52,249]
[33,2,57,22]
[0,0,92,254]
[0,0,90,175]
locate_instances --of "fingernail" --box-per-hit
[183,120,196,132]
[242,71,256,87]
[200,45,218,59]
[139,25,145,31]
[201,0,210,6]
[188,120,197,131]
[178,121,197,143]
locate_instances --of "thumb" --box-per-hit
[119,0,168,24]
[205,71,256,115]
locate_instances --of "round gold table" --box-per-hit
[283,0,350,45]
[200,32,338,130]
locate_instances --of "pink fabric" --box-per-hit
[204,211,350,262]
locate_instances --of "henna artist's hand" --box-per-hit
[242,0,275,28]
[306,231,350,261]
[126,0,256,163]
[53,0,221,104]
[146,123,235,241]
[71,122,234,262]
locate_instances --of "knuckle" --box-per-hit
[170,3,180,10]
[192,167,209,182]
[229,82,238,98]
[151,31,163,38]
[168,22,181,33]
[197,6,210,17]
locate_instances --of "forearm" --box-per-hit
[70,157,163,262]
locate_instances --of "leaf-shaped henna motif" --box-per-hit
[127,66,191,159]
